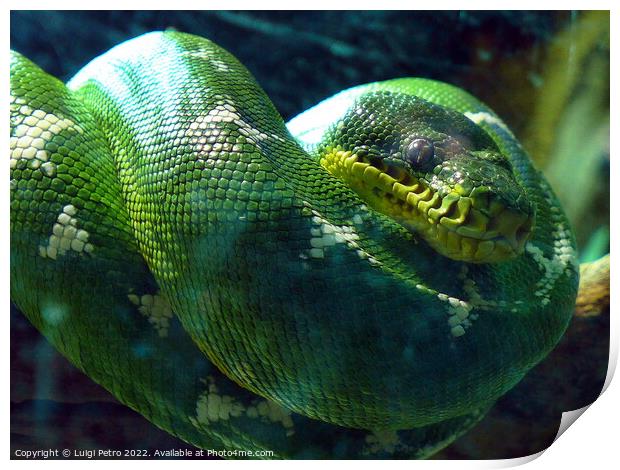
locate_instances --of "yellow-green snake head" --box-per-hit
[317,92,535,263]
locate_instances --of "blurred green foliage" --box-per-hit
[522,11,609,261]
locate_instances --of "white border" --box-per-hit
[5,4,617,469]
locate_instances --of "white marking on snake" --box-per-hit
[39,205,94,260]
[179,49,230,71]
[304,208,380,265]
[210,57,230,72]
[127,291,174,337]
[10,97,83,173]
[436,264,522,337]
[363,430,409,455]
[187,99,285,157]
[525,230,577,306]
[435,285,475,337]
[190,377,295,436]
[464,111,511,133]
[522,183,578,305]
[195,389,245,423]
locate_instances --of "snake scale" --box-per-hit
[10,31,579,458]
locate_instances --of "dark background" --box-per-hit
[10,10,609,459]
[10,11,571,127]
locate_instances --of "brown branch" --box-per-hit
[576,254,610,317]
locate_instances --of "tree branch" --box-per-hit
[576,254,610,317]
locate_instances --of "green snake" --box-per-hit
[10,31,579,458]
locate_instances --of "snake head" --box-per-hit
[318,91,535,263]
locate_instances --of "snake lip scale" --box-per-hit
[321,148,534,262]
[10,31,578,458]
[361,153,533,250]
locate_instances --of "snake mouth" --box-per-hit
[320,148,534,263]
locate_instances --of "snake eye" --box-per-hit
[406,138,434,169]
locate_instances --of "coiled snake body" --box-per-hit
[10,32,578,458]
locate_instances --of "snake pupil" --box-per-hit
[406,138,434,168]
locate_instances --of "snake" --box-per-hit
[10,31,579,459]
